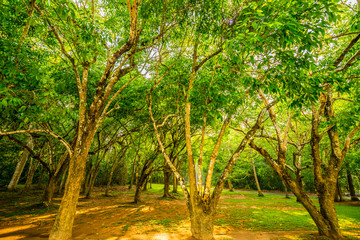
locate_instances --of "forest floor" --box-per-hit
[0,185,359,240]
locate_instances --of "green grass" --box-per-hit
[145,184,186,200]
[244,208,316,231]
[146,185,360,233]
[121,224,130,231]
[153,218,174,228]
[1,184,358,238]
[218,190,360,232]
[335,205,360,230]
[0,205,58,218]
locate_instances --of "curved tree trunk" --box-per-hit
[282,180,290,199]
[58,168,67,194]
[105,161,117,196]
[23,159,39,191]
[83,160,94,194]
[86,149,108,199]
[8,135,34,191]
[281,167,343,239]
[134,183,143,203]
[149,173,152,189]
[36,166,45,189]
[49,148,89,240]
[129,161,136,190]
[134,172,150,203]
[142,178,148,191]
[251,140,345,240]
[86,167,99,199]
[42,176,58,206]
[291,181,342,239]
[250,148,263,197]
[172,173,178,193]
[133,151,159,203]
[227,179,233,192]
[122,160,128,186]
[346,166,359,201]
[135,163,139,186]
[42,154,70,206]
[335,180,344,202]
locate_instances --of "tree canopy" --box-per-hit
[1,0,360,240]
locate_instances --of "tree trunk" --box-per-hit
[134,172,149,203]
[338,182,344,202]
[105,160,117,197]
[86,167,100,199]
[122,161,128,186]
[133,152,158,203]
[280,167,344,239]
[23,158,39,191]
[334,180,343,202]
[227,179,233,192]
[149,173,152,189]
[42,154,70,206]
[317,192,343,239]
[135,163,139,186]
[83,162,93,194]
[291,184,344,240]
[49,128,93,240]
[8,135,34,191]
[36,166,45,189]
[172,173,178,193]
[250,148,263,197]
[58,169,67,194]
[163,168,171,198]
[346,167,359,201]
[129,161,136,190]
[134,181,143,203]
[86,150,107,199]
[42,176,58,206]
[49,152,88,240]
[142,178,148,191]
[190,203,215,240]
[282,180,290,199]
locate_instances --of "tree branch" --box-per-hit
[0,129,73,158]
[333,34,360,67]
[7,135,52,176]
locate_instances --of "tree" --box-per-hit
[1,0,196,239]
[249,147,264,197]
[7,134,34,191]
[147,33,275,239]
[250,87,360,239]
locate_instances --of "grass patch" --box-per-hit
[0,205,58,218]
[1,185,359,238]
[122,224,130,231]
[218,190,360,233]
[244,208,316,231]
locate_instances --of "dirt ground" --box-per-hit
[0,186,358,240]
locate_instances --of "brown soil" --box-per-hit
[0,187,356,240]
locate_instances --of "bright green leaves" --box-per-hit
[222,0,342,107]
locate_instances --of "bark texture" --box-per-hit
[49,149,89,240]
[250,148,263,197]
[134,151,159,203]
[163,165,172,198]
[346,166,359,201]
[23,158,39,191]
[190,204,215,240]
[227,179,234,192]
[8,135,34,191]
[248,90,359,239]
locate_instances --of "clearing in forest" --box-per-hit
[0,184,359,240]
